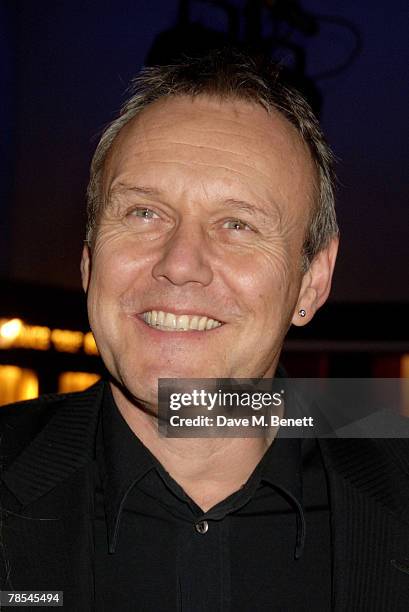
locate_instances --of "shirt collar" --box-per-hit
[97,384,159,553]
[261,437,303,499]
[98,380,306,558]
[261,437,306,559]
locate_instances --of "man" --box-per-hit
[1,50,409,611]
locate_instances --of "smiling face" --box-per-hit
[81,95,321,407]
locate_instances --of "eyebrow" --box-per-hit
[222,198,273,221]
[109,183,277,221]
[109,184,162,199]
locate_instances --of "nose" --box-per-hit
[152,220,213,286]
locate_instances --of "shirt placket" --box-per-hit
[177,511,231,612]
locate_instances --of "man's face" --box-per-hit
[82,95,317,406]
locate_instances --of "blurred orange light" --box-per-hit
[0,318,100,356]
[84,331,99,355]
[0,365,39,406]
[51,329,84,353]
[58,371,100,393]
[0,318,23,340]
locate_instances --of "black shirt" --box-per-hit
[93,385,332,611]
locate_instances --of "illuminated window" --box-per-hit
[58,371,100,393]
[0,365,39,406]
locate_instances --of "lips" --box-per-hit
[141,309,223,331]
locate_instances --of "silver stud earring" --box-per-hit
[298,309,306,317]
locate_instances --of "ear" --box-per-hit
[292,235,339,326]
[80,243,91,293]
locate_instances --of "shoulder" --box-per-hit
[0,383,104,467]
[1,390,67,424]
[320,436,409,468]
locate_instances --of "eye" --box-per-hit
[128,207,159,220]
[222,219,252,231]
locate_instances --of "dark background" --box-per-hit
[1,0,408,302]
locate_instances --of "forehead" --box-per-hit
[103,94,316,218]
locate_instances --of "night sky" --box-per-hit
[1,0,408,302]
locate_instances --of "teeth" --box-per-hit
[189,315,199,330]
[198,316,207,331]
[143,312,150,324]
[142,310,222,332]
[157,311,165,325]
[143,311,151,324]
[164,312,176,328]
[177,315,189,330]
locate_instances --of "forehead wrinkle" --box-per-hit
[115,104,308,155]
[130,102,309,151]
[111,131,312,186]
[134,109,260,130]
[119,140,286,172]
[114,131,306,164]
[125,128,278,148]
[118,157,301,199]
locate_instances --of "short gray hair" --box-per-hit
[87,49,338,269]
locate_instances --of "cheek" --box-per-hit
[224,255,300,346]
[90,236,152,297]
[224,247,293,311]
[86,251,134,337]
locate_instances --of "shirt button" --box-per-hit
[195,520,209,534]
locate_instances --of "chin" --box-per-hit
[118,364,214,402]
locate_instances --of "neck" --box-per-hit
[110,382,279,511]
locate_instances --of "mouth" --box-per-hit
[139,309,224,332]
